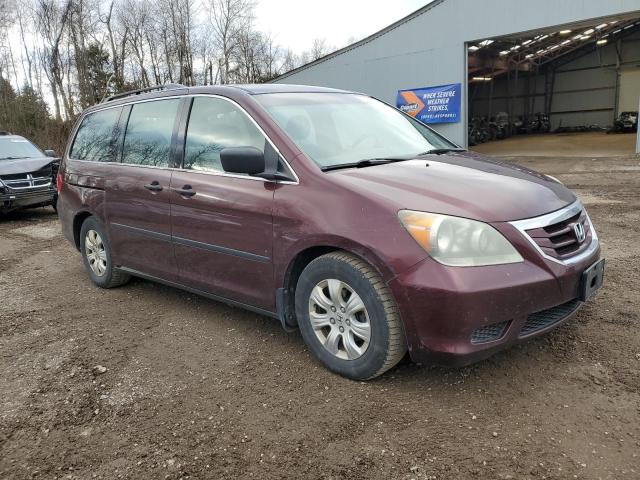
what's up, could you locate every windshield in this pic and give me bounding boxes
[0,137,43,160]
[254,92,458,169]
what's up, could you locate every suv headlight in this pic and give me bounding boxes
[398,210,523,267]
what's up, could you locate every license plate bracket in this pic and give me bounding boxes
[580,259,605,301]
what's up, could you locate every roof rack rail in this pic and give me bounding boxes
[0,131,12,135]
[103,84,186,103]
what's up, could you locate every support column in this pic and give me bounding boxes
[636,96,640,154]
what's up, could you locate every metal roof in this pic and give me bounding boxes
[468,17,640,82]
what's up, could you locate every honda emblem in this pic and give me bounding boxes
[573,223,586,243]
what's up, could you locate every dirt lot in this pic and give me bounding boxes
[473,131,636,157]
[1,152,639,480]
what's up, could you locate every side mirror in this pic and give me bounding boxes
[220,147,265,176]
[44,149,57,158]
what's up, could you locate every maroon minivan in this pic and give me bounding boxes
[57,84,604,380]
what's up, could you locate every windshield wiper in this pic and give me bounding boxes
[320,149,465,172]
[321,157,412,172]
[0,156,29,160]
[418,148,466,156]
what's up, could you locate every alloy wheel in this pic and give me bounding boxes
[84,229,107,277]
[308,278,371,360]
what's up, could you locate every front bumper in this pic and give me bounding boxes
[0,186,56,213]
[388,206,601,366]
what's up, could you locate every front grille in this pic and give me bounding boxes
[519,299,582,337]
[5,181,31,188]
[524,210,591,260]
[471,320,510,344]
[0,166,53,191]
[33,178,51,187]
[0,172,28,181]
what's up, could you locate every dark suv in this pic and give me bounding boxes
[0,132,59,214]
[57,84,604,380]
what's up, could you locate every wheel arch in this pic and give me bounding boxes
[277,240,395,330]
[72,210,94,250]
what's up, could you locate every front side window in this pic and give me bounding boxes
[122,99,180,167]
[254,93,457,169]
[184,97,266,172]
[70,107,122,162]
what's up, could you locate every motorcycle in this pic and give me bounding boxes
[610,111,638,133]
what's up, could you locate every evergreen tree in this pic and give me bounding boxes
[85,43,113,105]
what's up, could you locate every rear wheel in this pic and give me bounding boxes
[79,217,130,288]
[295,252,406,380]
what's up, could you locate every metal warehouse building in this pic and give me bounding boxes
[272,0,640,148]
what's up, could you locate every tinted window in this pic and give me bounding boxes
[70,107,122,162]
[122,99,180,167]
[184,97,265,172]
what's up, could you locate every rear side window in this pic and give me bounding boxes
[122,99,180,167]
[70,107,122,162]
[184,97,266,172]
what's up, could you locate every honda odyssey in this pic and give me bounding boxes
[57,84,604,380]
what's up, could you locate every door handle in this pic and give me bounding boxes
[144,181,163,192]
[173,185,196,197]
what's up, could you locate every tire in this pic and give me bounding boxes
[295,251,407,380]
[79,216,130,288]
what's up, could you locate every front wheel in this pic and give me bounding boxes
[295,252,407,380]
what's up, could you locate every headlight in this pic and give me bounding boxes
[398,210,523,267]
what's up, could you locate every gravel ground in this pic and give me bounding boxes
[1,154,639,480]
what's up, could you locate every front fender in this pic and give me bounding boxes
[275,234,397,291]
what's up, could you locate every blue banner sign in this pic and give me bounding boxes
[396,83,461,124]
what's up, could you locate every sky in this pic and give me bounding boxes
[254,0,432,54]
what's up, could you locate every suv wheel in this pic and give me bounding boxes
[295,251,406,380]
[80,217,130,288]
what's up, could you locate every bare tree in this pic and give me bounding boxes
[36,0,73,120]
[118,0,153,87]
[16,3,36,89]
[68,0,101,108]
[164,0,195,85]
[261,32,279,80]
[310,38,329,60]
[2,0,307,127]
[280,48,298,73]
[0,0,11,38]
[208,0,253,84]
[101,1,127,91]
[0,0,14,79]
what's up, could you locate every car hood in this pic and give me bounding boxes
[0,157,58,175]
[330,151,576,222]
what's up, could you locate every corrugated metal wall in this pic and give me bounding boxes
[619,68,640,111]
[273,0,640,146]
